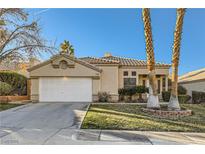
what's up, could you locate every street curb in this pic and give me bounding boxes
[0,103,32,113]
[91,102,168,105]
[78,129,205,134]
[78,103,91,129]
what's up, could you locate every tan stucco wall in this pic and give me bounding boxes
[98,65,119,95]
[180,81,205,96]
[92,79,101,95]
[30,78,39,101]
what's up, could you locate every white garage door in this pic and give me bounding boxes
[39,77,92,102]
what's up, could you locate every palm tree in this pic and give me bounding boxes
[168,8,186,111]
[60,40,74,56]
[142,8,160,109]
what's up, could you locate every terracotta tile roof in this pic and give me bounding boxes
[80,56,170,67]
[179,68,205,83]
[79,57,119,64]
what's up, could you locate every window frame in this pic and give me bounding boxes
[123,78,136,88]
[131,71,136,76]
[123,71,128,76]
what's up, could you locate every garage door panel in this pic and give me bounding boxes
[39,77,92,102]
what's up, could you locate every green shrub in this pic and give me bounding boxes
[178,95,191,104]
[125,87,136,96]
[135,85,149,94]
[162,91,191,103]
[118,88,126,96]
[192,91,205,103]
[162,85,188,102]
[118,86,148,102]
[162,91,171,102]
[0,71,27,95]
[178,85,187,95]
[98,92,111,102]
[118,88,126,101]
[0,81,13,95]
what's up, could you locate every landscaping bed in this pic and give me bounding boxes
[81,104,205,132]
[0,103,23,111]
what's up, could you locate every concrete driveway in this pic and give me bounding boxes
[0,102,89,144]
[1,102,205,145]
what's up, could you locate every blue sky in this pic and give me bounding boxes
[27,8,205,75]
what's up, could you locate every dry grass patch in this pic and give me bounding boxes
[81,104,205,132]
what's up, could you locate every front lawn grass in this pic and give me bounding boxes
[0,103,22,111]
[81,104,205,132]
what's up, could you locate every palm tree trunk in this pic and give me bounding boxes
[168,8,186,111]
[142,8,160,109]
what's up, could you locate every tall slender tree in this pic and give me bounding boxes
[168,8,186,111]
[142,8,160,109]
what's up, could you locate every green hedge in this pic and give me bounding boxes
[162,91,171,102]
[0,81,13,95]
[118,86,148,102]
[178,85,187,95]
[118,86,148,96]
[192,91,205,103]
[178,95,191,104]
[0,71,27,95]
[162,91,191,103]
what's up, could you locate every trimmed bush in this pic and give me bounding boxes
[98,92,111,102]
[192,91,205,103]
[178,95,191,104]
[0,71,27,95]
[135,85,149,94]
[118,88,126,101]
[162,91,171,102]
[162,91,191,103]
[178,85,187,95]
[118,86,148,102]
[0,81,13,96]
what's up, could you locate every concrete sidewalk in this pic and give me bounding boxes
[44,129,205,145]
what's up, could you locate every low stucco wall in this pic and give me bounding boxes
[0,96,29,103]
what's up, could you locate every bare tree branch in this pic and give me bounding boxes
[0,8,57,63]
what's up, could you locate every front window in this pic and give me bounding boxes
[123,71,128,76]
[132,71,136,76]
[124,78,136,88]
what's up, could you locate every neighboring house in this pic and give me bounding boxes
[28,53,170,102]
[179,68,205,96]
[0,58,40,77]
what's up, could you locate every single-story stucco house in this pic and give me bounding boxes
[179,68,205,96]
[28,53,171,102]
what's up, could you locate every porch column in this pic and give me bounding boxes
[136,74,139,86]
[146,78,149,87]
[160,76,163,93]
[165,75,168,91]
